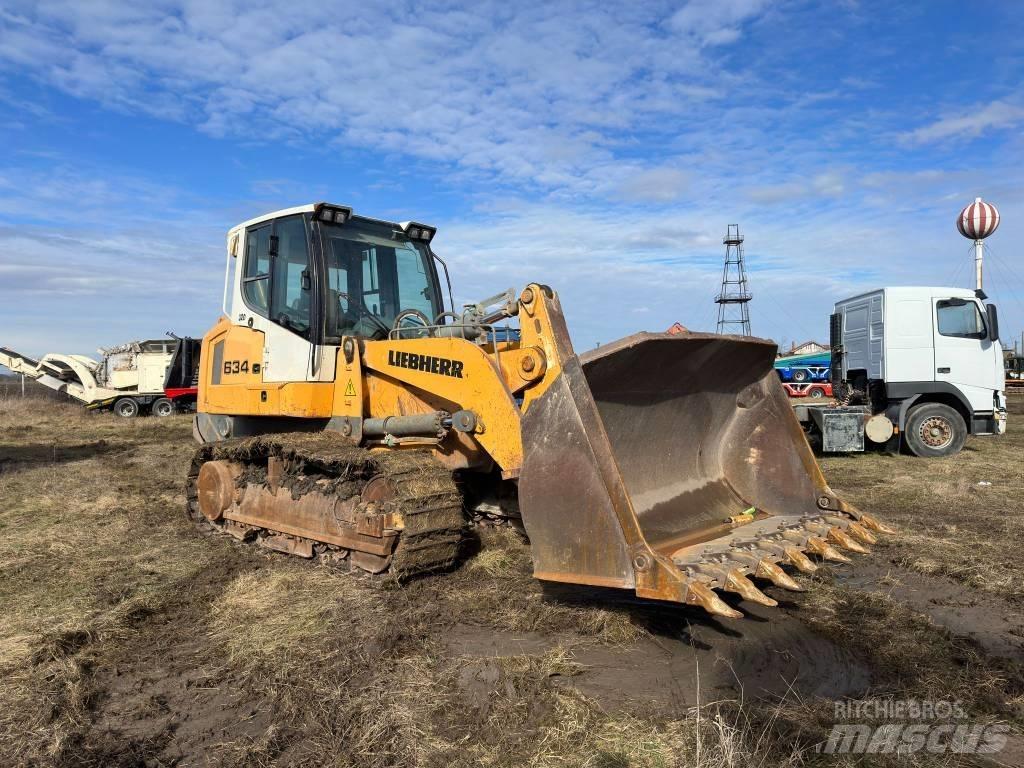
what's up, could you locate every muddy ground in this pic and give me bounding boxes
[0,395,1022,767]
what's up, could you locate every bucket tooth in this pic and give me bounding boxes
[823,515,879,545]
[805,536,852,563]
[761,538,818,573]
[827,526,870,554]
[845,521,878,545]
[781,528,812,547]
[685,581,744,619]
[784,545,818,573]
[802,520,831,537]
[723,569,778,607]
[752,558,805,591]
[725,548,803,594]
[859,513,897,534]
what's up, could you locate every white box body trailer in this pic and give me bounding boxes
[795,286,1006,457]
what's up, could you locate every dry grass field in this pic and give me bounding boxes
[0,395,1022,767]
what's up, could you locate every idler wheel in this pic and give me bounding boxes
[197,460,239,521]
[361,475,397,503]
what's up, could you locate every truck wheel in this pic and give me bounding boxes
[904,403,966,457]
[792,369,809,382]
[807,386,825,399]
[114,397,140,418]
[152,397,174,417]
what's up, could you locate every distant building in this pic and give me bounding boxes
[785,340,829,356]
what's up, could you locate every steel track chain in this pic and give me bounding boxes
[185,432,466,579]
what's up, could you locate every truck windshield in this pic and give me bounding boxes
[322,220,439,338]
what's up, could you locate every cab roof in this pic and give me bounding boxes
[837,286,981,304]
[226,203,423,238]
[228,203,317,236]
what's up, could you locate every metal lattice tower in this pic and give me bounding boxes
[714,224,752,335]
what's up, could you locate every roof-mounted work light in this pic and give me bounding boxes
[399,221,437,243]
[313,203,353,225]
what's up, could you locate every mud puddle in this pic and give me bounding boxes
[446,599,871,713]
[835,561,1024,662]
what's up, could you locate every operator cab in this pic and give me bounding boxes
[227,203,447,346]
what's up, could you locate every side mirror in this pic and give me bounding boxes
[986,304,999,342]
[301,269,311,291]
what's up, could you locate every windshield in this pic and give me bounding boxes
[322,219,440,338]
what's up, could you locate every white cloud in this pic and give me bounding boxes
[903,100,1024,145]
[0,1,773,194]
[746,181,807,204]
[744,171,846,204]
[616,167,691,203]
[3,161,1024,360]
[812,171,845,197]
[0,163,228,355]
[668,0,769,47]
[2,1,1024,358]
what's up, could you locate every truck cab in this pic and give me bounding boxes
[829,286,1006,456]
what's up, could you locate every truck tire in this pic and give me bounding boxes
[904,403,966,457]
[114,397,140,418]
[792,369,809,382]
[807,386,825,399]
[152,397,174,417]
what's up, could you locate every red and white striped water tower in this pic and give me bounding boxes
[957,197,1000,290]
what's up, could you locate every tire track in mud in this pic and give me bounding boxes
[50,442,277,767]
[83,560,273,767]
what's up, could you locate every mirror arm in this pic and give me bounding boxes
[431,249,454,318]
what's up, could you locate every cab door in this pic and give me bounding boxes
[932,295,995,411]
[238,214,334,384]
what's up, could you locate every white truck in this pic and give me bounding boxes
[794,286,1006,457]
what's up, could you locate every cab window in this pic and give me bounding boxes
[322,220,439,338]
[936,299,986,339]
[362,247,382,316]
[269,216,311,335]
[242,224,271,314]
[241,216,311,337]
[395,247,436,320]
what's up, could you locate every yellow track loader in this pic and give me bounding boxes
[188,202,892,619]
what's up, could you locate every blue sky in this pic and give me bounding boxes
[1,0,1023,360]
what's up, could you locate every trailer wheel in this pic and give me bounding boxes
[114,397,140,418]
[807,386,825,399]
[152,397,174,417]
[904,403,966,457]
[792,369,809,382]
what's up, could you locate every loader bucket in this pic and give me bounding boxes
[517,331,889,619]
